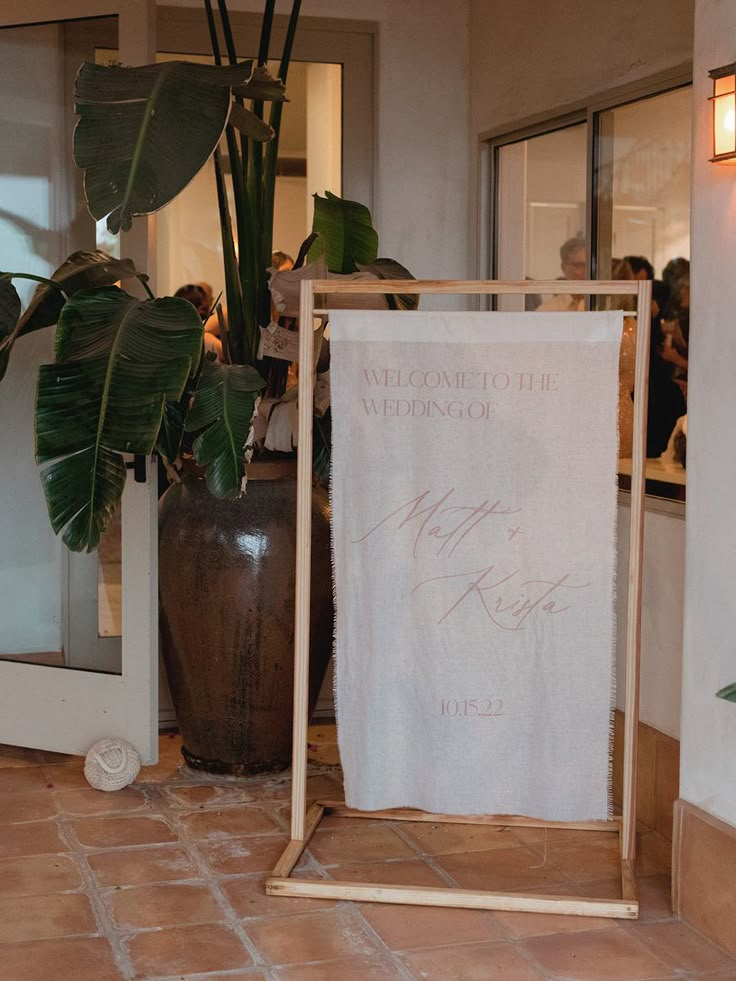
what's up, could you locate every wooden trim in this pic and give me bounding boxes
[266,875,638,918]
[321,803,619,832]
[671,797,684,912]
[673,799,736,957]
[276,278,644,919]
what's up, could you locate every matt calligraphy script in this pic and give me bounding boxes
[360,366,560,421]
[353,488,589,631]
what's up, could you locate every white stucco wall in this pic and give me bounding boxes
[470,0,694,136]
[616,504,685,739]
[163,0,472,295]
[679,0,736,828]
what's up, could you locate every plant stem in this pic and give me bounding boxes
[246,1,276,338]
[213,147,247,364]
[257,0,276,66]
[206,0,258,363]
[0,272,66,293]
[137,275,155,300]
[203,0,222,62]
[263,0,301,273]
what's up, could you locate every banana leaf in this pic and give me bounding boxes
[186,361,264,499]
[228,102,275,143]
[357,258,419,311]
[232,64,287,102]
[0,279,20,381]
[157,346,205,464]
[0,251,142,383]
[36,287,203,551]
[308,191,379,274]
[74,60,268,234]
[18,251,143,337]
[157,398,190,465]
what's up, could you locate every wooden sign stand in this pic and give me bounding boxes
[266,278,652,920]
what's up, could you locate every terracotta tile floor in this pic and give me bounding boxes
[0,728,734,981]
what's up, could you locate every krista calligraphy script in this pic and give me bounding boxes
[354,488,589,631]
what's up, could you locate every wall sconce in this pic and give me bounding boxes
[709,63,736,163]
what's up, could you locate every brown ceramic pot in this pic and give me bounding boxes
[158,461,333,775]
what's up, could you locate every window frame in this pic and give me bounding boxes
[478,65,692,505]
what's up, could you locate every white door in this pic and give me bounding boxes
[0,0,159,763]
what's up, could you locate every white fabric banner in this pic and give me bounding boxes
[329,311,623,821]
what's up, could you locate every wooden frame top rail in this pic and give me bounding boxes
[306,279,647,296]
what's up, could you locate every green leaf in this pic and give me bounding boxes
[17,251,142,337]
[0,278,21,340]
[74,60,255,233]
[228,101,274,142]
[157,351,202,464]
[357,258,419,311]
[157,399,190,464]
[36,287,203,551]
[0,278,21,381]
[186,361,264,499]
[309,191,379,274]
[313,408,331,486]
[716,682,736,703]
[0,252,140,384]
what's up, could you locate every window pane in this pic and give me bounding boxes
[0,17,125,669]
[596,86,691,491]
[496,123,587,311]
[151,53,342,298]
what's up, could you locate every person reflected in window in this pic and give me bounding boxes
[624,255,654,281]
[271,250,294,272]
[660,258,689,378]
[662,257,690,329]
[536,236,586,311]
[175,283,223,361]
[610,259,637,457]
[647,279,687,457]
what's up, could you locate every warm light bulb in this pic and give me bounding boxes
[726,107,736,132]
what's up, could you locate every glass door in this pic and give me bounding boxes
[495,122,588,310]
[0,2,158,761]
[595,86,691,478]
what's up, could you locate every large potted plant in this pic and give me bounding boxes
[0,0,413,775]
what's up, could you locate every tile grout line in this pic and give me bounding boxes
[56,812,139,980]
[157,791,275,975]
[306,818,555,979]
[388,820,623,980]
[84,765,300,979]
[295,835,420,981]
[7,743,730,981]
